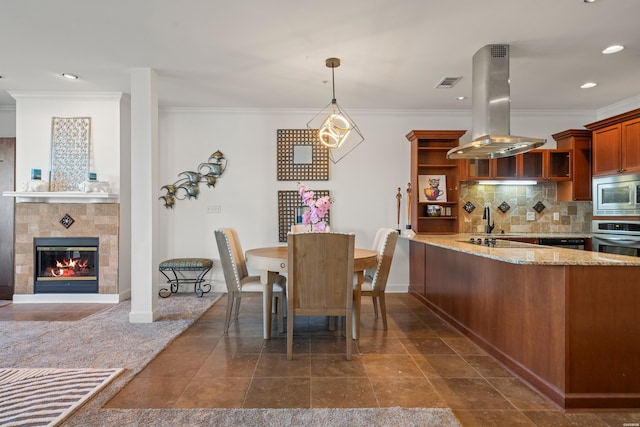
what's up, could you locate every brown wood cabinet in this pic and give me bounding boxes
[552,129,592,201]
[521,149,572,181]
[585,108,640,176]
[409,239,640,409]
[463,156,519,180]
[462,149,573,182]
[406,130,466,235]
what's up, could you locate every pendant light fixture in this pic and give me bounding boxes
[307,57,364,164]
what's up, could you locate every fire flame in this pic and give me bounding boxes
[46,257,91,278]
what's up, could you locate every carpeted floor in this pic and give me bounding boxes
[0,294,460,426]
[0,368,123,426]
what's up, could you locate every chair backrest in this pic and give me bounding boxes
[287,232,354,314]
[366,228,398,292]
[214,228,248,292]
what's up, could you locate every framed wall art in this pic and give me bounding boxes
[277,190,331,242]
[50,117,91,191]
[277,129,329,181]
[419,174,447,203]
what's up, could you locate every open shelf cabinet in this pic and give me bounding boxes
[406,130,466,234]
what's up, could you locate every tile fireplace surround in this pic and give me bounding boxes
[14,203,119,296]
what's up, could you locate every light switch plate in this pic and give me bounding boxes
[526,212,535,221]
[553,212,559,221]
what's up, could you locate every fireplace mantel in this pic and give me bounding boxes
[3,191,119,203]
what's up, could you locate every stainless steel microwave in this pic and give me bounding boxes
[593,174,640,217]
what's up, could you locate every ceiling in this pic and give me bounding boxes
[1,0,639,111]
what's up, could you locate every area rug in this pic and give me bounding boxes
[0,368,123,426]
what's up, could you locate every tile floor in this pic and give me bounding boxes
[3,295,638,426]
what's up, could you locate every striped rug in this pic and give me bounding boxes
[0,368,123,426]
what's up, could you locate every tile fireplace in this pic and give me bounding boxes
[13,202,120,297]
[33,237,99,293]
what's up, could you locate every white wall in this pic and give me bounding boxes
[157,107,596,291]
[1,96,603,292]
[10,92,123,193]
[0,107,16,137]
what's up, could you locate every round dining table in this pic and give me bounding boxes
[245,246,379,340]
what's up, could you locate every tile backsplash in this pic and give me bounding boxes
[459,182,592,234]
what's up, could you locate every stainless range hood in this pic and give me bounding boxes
[447,44,546,159]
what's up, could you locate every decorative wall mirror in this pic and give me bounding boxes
[50,117,91,191]
[277,129,329,181]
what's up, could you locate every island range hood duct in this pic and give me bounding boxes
[447,44,546,159]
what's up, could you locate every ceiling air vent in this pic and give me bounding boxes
[435,76,462,89]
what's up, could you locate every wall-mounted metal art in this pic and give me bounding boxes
[277,129,329,181]
[50,117,91,191]
[277,190,331,242]
[159,150,227,209]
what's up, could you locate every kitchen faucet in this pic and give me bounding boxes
[483,206,495,234]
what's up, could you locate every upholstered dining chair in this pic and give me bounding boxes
[359,228,398,330]
[215,228,286,335]
[287,232,355,360]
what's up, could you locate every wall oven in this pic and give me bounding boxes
[592,174,640,216]
[591,220,640,257]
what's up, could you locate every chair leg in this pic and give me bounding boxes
[233,295,241,320]
[224,293,235,333]
[287,310,294,360]
[379,293,388,330]
[372,296,379,318]
[277,292,284,334]
[345,309,352,361]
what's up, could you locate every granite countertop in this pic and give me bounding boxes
[405,233,640,266]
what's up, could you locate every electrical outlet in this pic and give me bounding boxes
[553,212,559,221]
[526,212,535,221]
[206,205,221,214]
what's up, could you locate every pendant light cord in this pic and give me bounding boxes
[331,65,337,103]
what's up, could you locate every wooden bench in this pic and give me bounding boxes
[158,258,213,298]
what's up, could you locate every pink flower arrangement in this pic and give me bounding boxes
[297,183,331,232]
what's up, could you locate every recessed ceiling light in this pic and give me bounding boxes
[581,82,598,89]
[61,73,79,80]
[456,96,466,101]
[602,45,624,54]
[584,0,596,3]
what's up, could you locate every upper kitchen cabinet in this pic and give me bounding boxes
[406,130,466,235]
[585,108,640,177]
[463,157,520,180]
[520,149,572,182]
[552,129,592,201]
[461,149,573,182]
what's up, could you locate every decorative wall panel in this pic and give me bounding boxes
[277,190,330,242]
[277,129,329,181]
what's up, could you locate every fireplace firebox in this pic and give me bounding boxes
[33,237,99,293]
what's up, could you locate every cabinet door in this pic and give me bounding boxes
[409,241,426,297]
[465,157,518,180]
[592,124,622,176]
[493,156,519,179]
[622,118,640,174]
[546,150,572,181]
[465,159,491,179]
[521,151,544,180]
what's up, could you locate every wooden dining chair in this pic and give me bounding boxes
[215,228,286,335]
[287,232,355,360]
[358,228,398,330]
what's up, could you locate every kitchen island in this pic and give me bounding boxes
[407,234,640,409]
